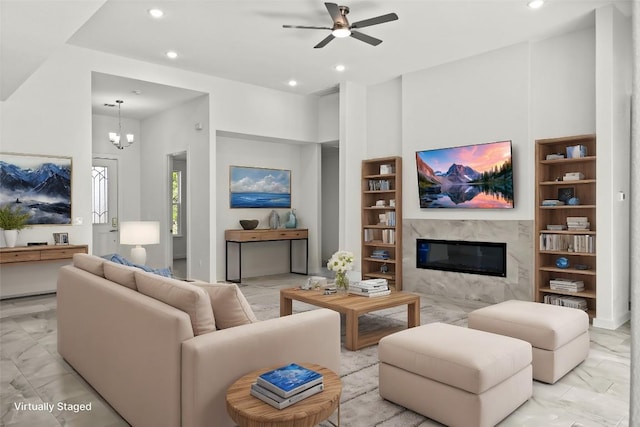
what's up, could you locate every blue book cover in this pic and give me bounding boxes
[256,363,323,398]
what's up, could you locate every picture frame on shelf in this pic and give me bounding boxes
[53,232,69,245]
[557,187,575,203]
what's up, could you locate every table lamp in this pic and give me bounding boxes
[119,221,160,265]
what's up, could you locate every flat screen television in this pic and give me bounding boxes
[415,140,514,209]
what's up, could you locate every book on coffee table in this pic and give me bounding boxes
[256,363,323,398]
[250,382,324,409]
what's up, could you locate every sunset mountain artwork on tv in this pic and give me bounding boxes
[415,140,514,209]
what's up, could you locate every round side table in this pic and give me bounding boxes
[226,363,341,427]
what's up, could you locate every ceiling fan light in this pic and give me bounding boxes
[332,28,351,38]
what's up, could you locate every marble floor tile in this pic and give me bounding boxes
[0,273,632,427]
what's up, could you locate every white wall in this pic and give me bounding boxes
[594,5,632,329]
[318,92,339,143]
[401,42,531,220]
[0,44,321,283]
[367,77,402,158]
[216,134,321,280]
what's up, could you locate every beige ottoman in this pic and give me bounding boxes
[378,323,532,427]
[468,300,590,384]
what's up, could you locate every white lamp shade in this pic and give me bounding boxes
[120,221,160,245]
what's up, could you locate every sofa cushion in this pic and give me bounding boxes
[135,272,216,335]
[196,283,258,329]
[103,262,139,291]
[73,253,105,277]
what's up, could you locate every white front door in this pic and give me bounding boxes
[91,157,119,256]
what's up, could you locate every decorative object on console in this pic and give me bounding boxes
[0,153,72,225]
[327,250,354,295]
[239,219,259,230]
[229,166,291,208]
[107,100,135,150]
[415,140,513,209]
[284,209,297,228]
[0,204,31,248]
[269,210,280,229]
[53,232,69,245]
[119,221,160,265]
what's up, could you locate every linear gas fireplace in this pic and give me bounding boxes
[416,239,506,277]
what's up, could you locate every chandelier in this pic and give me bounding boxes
[108,100,134,150]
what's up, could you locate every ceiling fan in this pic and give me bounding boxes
[283,2,398,48]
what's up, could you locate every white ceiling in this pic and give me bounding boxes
[1,0,631,119]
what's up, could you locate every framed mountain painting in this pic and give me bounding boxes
[0,152,72,224]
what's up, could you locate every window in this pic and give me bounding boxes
[172,170,182,235]
[91,166,108,224]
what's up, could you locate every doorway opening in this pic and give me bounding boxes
[169,151,188,278]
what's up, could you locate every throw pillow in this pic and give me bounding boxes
[196,283,258,329]
[135,271,216,335]
[102,253,172,277]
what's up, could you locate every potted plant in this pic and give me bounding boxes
[0,205,31,247]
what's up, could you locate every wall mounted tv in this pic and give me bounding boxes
[415,140,514,209]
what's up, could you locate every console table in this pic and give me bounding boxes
[225,229,308,283]
[0,244,88,299]
[0,244,88,264]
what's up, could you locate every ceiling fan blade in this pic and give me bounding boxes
[324,3,342,23]
[350,31,382,46]
[283,25,332,30]
[351,13,398,29]
[314,34,335,49]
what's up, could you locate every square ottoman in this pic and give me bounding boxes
[378,322,532,427]
[468,300,589,384]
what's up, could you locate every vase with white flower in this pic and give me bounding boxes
[327,250,354,294]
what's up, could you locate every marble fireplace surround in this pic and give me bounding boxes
[403,219,533,304]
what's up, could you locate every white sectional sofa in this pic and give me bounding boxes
[57,254,340,427]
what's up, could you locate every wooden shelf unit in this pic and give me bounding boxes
[361,157,402,291]
[534,134,596,318]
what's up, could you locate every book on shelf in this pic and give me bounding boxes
[370,250,390,260]
[542,199,565,206]
[382,229,395,244]
[368,179,390,191]
[549,279,584,292]
[250,382,324,410]
[256,363,323,398]
[547,224,567,231]
[543,294,588,311]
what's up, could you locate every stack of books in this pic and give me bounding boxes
[544,294,588,311]
[349,279,390,297]
[549,279,585,292]
[250,363,324,409]
[563,172,585,181]
[566,216,590,230]
[370,250,390,260]
[542,199,565,206]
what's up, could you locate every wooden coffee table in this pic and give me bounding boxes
[280,288,421,351]
[226,363,341,427]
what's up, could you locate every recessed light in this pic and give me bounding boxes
[527,0,544,9]
[166,51,178,59]
[148,8,164,18]
[132,89,142,95]
[288,80,298,87]
[335,64,346,72]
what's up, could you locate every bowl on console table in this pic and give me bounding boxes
[239,220,259,230]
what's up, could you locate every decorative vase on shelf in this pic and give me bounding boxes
[268,210,280,229]
[335,272,349,295]
[285,209,297,228]
[3,229,18,248]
